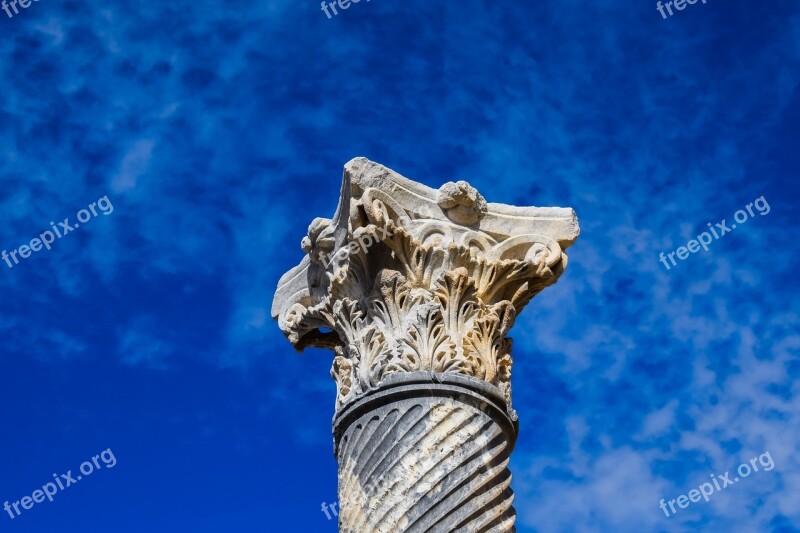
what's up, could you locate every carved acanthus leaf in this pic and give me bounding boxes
[272,158,579,413]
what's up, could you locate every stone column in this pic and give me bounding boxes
[272,158,579,532]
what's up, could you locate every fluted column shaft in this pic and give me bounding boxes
[272,158,578,533]
[334,373,517,533]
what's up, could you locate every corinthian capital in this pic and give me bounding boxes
[272,158,579,414]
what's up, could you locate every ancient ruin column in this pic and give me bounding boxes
[272,158,579,532]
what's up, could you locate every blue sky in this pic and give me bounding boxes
[0,0,798,531]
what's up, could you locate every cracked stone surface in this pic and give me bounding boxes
[272,158,579,532]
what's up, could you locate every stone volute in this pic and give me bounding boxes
[272,158,579,532]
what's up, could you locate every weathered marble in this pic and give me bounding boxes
[334,372,517,532]
[272,158,579,532]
